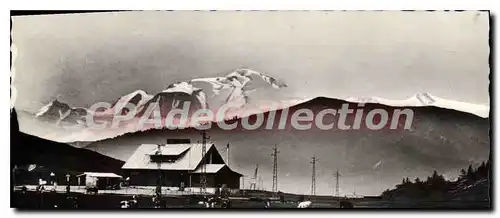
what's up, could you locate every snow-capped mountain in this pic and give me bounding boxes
[345,93,489,118]
[29,68,290,142]
[35,100,88,126]
[161,81,208,109]
[61,107,88,125]
[98,68,286,120]
[108,90,153,115]
[190,68,288,112]
[35,99,71,119]
[36,68,287,123]
[136,81,208,119]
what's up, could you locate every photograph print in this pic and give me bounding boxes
[10,11,491,209]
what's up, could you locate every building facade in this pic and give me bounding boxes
[121,139,242,190]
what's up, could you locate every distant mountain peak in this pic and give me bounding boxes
[34,99,89,127]
[345,93,488,118]
[415,92,433,97]
[51,99,62,104]
[35,99,71,117]
[226,68,288,89]
[189,68,288,111]
[112,89,152,103]
[127,89,149,96]
[411,92,437,105]
[109,89,154,114]
[162,81,202,95]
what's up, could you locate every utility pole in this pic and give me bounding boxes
[259,176,263,191]
[155,144,162,195]
[226,143,230,167]
[257,176,261,190]
[66,173,71,194]
[250,164,259,190]
[311,156,317,196]
[334,168,341,197]
[242,176,245,190]
[200,130,209,194]
[271,145,279,198]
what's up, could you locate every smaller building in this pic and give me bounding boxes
[76,172,122,190]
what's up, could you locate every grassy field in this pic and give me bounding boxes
[11,189,490,210]
[11,190,345,209]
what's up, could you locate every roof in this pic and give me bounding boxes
[191,164,243,176]
[122,143,215,170]
[77,172,122,178]
[191,164,225,173]
[147,143,191,156]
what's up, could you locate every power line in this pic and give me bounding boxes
[155,144,162,195]
[334,168,341,197]
[218,143,230,166]
[200,130,209,194]
[250,164,259,190]
[259,176,263,191]
[271,144,279,197]
[311,155,317,196]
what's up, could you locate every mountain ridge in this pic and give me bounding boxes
[81,95,489,195]
[346,92,489,118]
[33,68,288,128]
[22,94,489,145]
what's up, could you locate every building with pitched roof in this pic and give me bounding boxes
[76,172,123,189]
[121,139,242,191]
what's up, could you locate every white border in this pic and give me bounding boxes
[2,0,498,217]
[2,0,498,10]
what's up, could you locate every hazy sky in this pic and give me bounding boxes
[12,11,490,113]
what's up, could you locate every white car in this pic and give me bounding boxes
[297,201,312,208]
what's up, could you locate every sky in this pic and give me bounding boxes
[12,11,490,114]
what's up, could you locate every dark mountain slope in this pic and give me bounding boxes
[11,109,124,173]
[84,96,489,195]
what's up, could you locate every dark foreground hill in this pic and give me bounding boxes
[381,156,491,209]
[11,109,124,175]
